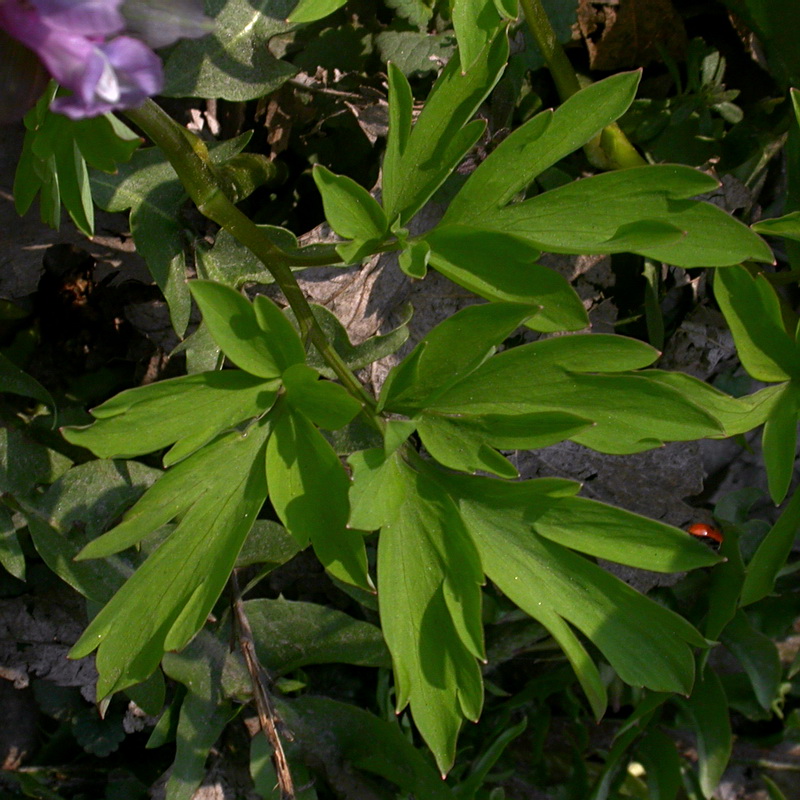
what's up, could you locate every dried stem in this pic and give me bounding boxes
[230,572,295,800]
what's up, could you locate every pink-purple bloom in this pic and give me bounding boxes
[0,0,212,119]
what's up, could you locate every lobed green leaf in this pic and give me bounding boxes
[443,71,642,223]
[425,226,589,332]
[69,423,270,697]
[190,281,305,378]
[382,33,508,225]
[379,301,537,413]
[62,370,278,465]
[714,265,799,382]
[474,165,773,267]
[266,403,370,588]
[312,164,387,242]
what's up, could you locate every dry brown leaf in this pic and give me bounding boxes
[577,0,687,70]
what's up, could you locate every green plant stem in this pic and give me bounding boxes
[123,101,379,420]
[520,0,646,170]
[519,0,580,101]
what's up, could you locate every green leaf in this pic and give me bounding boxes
[282,363,362,430]
[474,165,773,267]
[0,426,71,495]
[740,488,800,607]
[375,455,484,774]
[13,106,139,236]
[73,114,140,173]
[312,165,388,242]
[75,430,252,561]
[444,71,641,223]
[235,519,301,569]
[416,410,593,478]
[197,225,338,288]
[69,423,270,697]
[162,0,298,100]
[266,403,370,589]
[189,281,304,378]
[0,506,25,581]
[642,372,785,437]
[424,334,724,452]
[637,730,682,800]
[288,303,409,380]
[721,610,781,710]
[523,494,721,573]
[161,633,233,800]
[274,696,455,798]
[714,266,799,382]
[454,716,528,798]
[398,239,431,279]
[91,136,251,336]
[425,225,589,331]
[679,669,732,798]
[752,211,800,243]
[382,33,508,225]
[375,31,458,77]
[443,473,706,699]
[717,0,800,87]
[452,0,504,73]
[347,447,408,531]
[22,460,161,603]
[379,301,536,413]
[243,598,390,672]
[62,370,279,465]
[287,0,347,23]
[0,351,55,410]
[762,383,799,504]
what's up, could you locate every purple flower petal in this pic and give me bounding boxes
[121,0,213,49]
[30,0,125,36]
[51,36,163,119]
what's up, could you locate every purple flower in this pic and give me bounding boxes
[0,0,212,120]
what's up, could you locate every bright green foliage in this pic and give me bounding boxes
[752,210,800,243]
[442,72,642,223]
[266,400,370,589]
[349,447,716,772]
[62,370,279,465]
[287,0,348,23]
[281,363,362,429]
[425,226,588,331]
[69,423,270,697]
[382,33,509,225]
[351,449,484,774]
[19,0,797,786]
[714,266,800,503]
[13,86,140,236]
[451,0,507,73]
[455,165,772,267]
[311,165,388,254]
[190,281,305,378]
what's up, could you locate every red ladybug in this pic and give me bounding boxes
[687,522,724,545]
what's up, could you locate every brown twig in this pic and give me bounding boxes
[230,571,295,800]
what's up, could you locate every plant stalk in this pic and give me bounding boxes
[123,101,379,418]
[520,0,646,169]
[519,0,580,101]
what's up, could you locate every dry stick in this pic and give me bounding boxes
[230,571,295,800]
